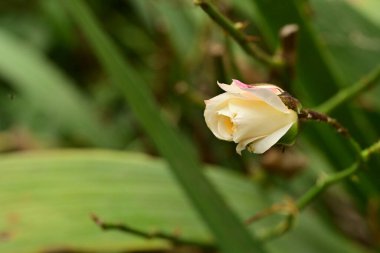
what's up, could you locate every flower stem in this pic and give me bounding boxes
[296,140,380,210]
[362,139,380,160]
[298,109,363,162]
[257,140,380,241]
[298,109,349,136]
[194,0,282,68]
[317,65,380,114]
[296,162,358,210]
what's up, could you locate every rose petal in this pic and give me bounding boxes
[217,81,242,94]
[216,116,233,140]
[204,93,236,141]
[228,99,295,143]
[248,122,295,154]
[225,80,288,112]
[243,87,289,113]
[204,80,298,155]
[235,136,263,155]
[232,80,284,95]
[231,79,250,89]
[253,84,284,95]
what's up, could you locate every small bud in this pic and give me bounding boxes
[204,80,299,154]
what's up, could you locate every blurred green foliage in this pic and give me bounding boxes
[0,0,379,252]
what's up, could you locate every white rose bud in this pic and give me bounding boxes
[204,80,298,154]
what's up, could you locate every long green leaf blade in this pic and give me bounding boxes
[61,1,266,252]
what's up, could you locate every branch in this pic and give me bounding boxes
[317,65,380,114]
[296,140,380,210]
[298,109,349,136]
[91,214,216,250]
[194,0,282,68]
[298,109,363,162]
[248,140,380,240]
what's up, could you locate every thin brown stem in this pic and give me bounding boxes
[91,214,216,250]
[298,109,348,136]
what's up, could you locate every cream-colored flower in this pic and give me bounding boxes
[204,80,298,154]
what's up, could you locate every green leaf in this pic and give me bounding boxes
[60,1,266,252]
[0,150,367,253]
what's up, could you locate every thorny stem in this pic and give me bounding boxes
[194,0,283,68]
[256,140,380,240]
[279,65,380,241]
[296,163,358,210]
[258,78,380,240]
[298,109,348,136]
[298,109,363,161]
[257,108,368,240]
[317,65,380,114]
[296,140,380,210]
[91,214,216,250]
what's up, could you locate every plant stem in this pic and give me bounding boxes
[317,65,380,114]
[91,214,216,250]
[194,0,282,68]
[298,109,363,161]
[298,109,348,136]
[257,140,380,241]
[362,139,380,160]
[296,140,380,210]
[296,163,358,210]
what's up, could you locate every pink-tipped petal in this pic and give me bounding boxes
[254,84,284,95]
[232,79,250,89]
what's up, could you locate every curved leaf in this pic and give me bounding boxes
[0,150,366,253]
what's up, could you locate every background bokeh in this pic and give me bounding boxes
[0,0,380,252]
